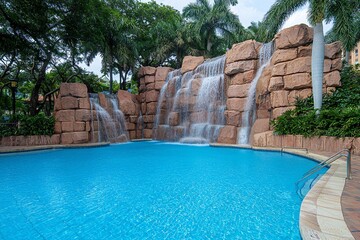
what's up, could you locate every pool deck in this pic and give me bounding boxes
[1,142,359,240]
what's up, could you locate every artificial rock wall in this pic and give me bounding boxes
[216,24,342,144]
[54,83,140,144]
[138,66,173,139]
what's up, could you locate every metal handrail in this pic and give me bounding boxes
[297,149,351,183]
[281,147,308,154]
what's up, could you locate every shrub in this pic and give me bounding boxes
[272,64,360,138]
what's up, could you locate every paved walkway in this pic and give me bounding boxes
[0,144,359,239]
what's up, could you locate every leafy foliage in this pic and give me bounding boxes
[0,112,54,137]
[272,65,360,137]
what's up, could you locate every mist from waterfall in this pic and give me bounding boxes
[237,42,274,145]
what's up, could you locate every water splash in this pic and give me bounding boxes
[153,56,226,143]
[89,93,129,143]
[237,42,274,144]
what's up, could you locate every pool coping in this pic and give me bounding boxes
[211,143,354,240]
[0,142,354,239]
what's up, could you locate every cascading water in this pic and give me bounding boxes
[153,56,226,143]
[237,42,274,145]
[89,93,129,143]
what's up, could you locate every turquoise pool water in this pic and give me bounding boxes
[0,142,325,239]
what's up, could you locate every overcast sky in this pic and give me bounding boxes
[83,0,332,77]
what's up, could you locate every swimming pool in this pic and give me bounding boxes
[0,141,325,239]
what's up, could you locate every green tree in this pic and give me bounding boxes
[182,0,242,57]
[263,0,359,113]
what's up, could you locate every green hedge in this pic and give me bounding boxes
[0,113,54,137]
[272,64,360,138]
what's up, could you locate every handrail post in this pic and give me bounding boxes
[346,149,351,180]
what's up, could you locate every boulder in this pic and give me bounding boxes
[271,48,298,65]
[288,89,312,105]
[270,90,289,108]
[145,75,155,84]
[227,84,251,98]
[226,40,259,64]
[226,98,247,112]
[74,122,86,132]
[225,60,257,75]
[272,106,295,119]
[243,70,256,83]
[324,71,341,87]
[331,58,342,71]
[230,73,245,85]
[155,81,166,90]
[79,98,90,109]
[61,96,78,110]
[155,67,172,81]
[217,126,237,144]
[61,122,74,132]
[146,102,157,115]
[268,77,284,92]
[285,57,311,75]
[181,56,204,74]
[169,112,180,126]
[143,66,156,75]
[225,110,241,126]
[61,132,88,144]
[75,109,92,122]
[297,45,312,57]
[146,90,159,102]
[274,24,313,49]
[55,110,75,122]
[251,118,270,134]
[283,73,312,90]
[59,83,88,98]
[325,41,342,59]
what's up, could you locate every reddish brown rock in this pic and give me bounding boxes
[286,57,311,75]
[326,87,336,94]
[75,109,92,121]
[54,122,62,134]
[272,62,287,76]
[145,75,155,84]
[323,59,332,73]
[283,73,311,90]
[79,98,90,109]
[243,70,256,83]
[62,122,74,132]
[61,96,79,109]
[288,89,312,105]
[274,24,313,49]
[143,66,156,75]
[169,112,180,126]
[325,41,342,59]
[59,83,88,98]
[143,129,153,139]
[230,73,245,85]
[257,109,270,119]
[146,102,157,115]
[226,98,247,112]
[272,106,295,119]
[268,77,284,92]
[226,40,259,64]
[297,45,312,57]
[225,110,241,126]
[51,134,60,145]
[191,78,202,95]
[217,126,237,144]
[74,122,85,132]
[256,67,272,96]
[146,90,159,102]
[331,58,342,71]
[155,67,172,81]
[181,56,204,74]
[126,123,136,131]
[225,60,257,75]
[252,131,270,147]
[270,90,289,108]
[271,48,298,65]
[227,84,250,98]
[146,83,155,91]
[155,81,166,90]
[55,110,75,122]
[352,138,360,156]
[54,97,61,111]
[252,118,270,134]
[324,71,341,87]
[98,93,109,110]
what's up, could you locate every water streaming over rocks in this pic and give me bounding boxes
[153,56,226,143]
[237,42,274,144]
[89,93,129,142]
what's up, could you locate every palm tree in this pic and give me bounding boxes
[182,0,242,56]
[262,0,357,113]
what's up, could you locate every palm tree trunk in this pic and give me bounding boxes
[109,65,113,94]
[311,22,325,114]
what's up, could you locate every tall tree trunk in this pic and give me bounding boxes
[311,23,325,114]
[109,65,113,94]
[29,54,51,116]
[206,34,212,53]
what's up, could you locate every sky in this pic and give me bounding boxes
[83,0,332,77]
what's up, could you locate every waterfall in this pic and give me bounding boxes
[237,42,274,144]
[89,93,129,143]
[136,111,144,139]
[153,55,226,143]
